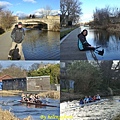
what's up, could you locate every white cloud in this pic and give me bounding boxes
[0,1,12,9]
[80,13,93,23]
[23,0,36,3]
[33,8,60,17]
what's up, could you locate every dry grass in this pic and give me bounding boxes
[38,91,60,99]
[0,90,23,96]
[0,108,32,120]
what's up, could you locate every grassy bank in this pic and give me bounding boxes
[0,90,60,99]
[60,26,79,40]
[0,108,31,120]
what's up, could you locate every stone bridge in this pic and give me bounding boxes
[18,16,60,30]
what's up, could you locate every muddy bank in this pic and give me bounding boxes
[0,108,31,120]
[60,96,120,120]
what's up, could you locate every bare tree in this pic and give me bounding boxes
[0,10,15,31]
[44,6,52,16]
[60,0,82,26]
[93,6,111,25]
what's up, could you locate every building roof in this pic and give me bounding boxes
[0,75,13,82]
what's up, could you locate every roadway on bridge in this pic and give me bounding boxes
[60,27,87,60]
[0,31,24,60]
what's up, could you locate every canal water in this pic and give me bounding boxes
[0,96,60,120]
[81,26,120,60]
[23,29,60,60]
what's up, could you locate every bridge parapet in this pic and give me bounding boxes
[17,16,60,31]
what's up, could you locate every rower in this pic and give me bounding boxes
[89,96,93,102]
[84,96,89,103]
[96,94,101,100]
[79,99,84,105]
[93,95,96,102]
[21,93,25,101]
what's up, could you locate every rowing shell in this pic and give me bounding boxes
[20,101,58,107]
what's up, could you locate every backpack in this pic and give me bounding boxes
[78,38,84,50]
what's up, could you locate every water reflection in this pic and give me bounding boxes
[0,96,60,120]
[22,29,60,60]
[83,27,120,60]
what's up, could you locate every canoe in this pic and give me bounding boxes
[20,101,58,107]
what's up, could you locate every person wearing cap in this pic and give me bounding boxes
[8,22,25,59]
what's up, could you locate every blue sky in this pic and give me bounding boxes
[80,0,120,22]
[0,61,60,70]
[0,0,60,16]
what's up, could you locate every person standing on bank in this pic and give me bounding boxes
[8,22,25,59]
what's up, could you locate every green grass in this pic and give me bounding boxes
[60,28,77,40]
[61,88,74,93]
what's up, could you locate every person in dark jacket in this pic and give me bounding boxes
[78,29,104,55]
[8,22,25,59]
[78,29,96,51]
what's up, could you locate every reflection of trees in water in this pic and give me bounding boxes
[94,30,120,50]
[94,30,110,47]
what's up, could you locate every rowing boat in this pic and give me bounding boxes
[65,99,108,110]
[19,101,58,107]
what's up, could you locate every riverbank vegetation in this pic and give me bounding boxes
[0,9,15,33]
[0,108,31,120]
[61,61,120,101]
[0,90,22,96]
[88,6,120,32]
[0,90,60,99]
[60,26,79,40]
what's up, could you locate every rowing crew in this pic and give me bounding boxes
[21,93,42,103]
[80,94,101,105]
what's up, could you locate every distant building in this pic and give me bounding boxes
[0,75,13,82]
[2,77,26,91]
[26,76,50,91]
[2,76,50,91]
[0,75,13,90]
